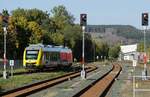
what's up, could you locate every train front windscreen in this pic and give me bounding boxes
[26,50,39,60]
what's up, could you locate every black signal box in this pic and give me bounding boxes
[2,16,9,27]
[80,14,87,26]
[142,13,148,26]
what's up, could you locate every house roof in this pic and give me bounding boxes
[120,44,137,54]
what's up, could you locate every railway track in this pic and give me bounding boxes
[0,66,97,97]
[73,64,122,97]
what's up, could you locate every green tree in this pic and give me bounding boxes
[11,15,30,58]
[51,5,75,31]
[84,33,94,62]
[7,16,18,59]
[137,42,144,52]
[51,32,64,45]
[63,25,81,48]
[28,21,43,44]
[108,45,120,60]
[0,9,18,59]
[94,41,109,60]
[42,32,53,45]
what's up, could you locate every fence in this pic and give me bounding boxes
[0,59,23,71]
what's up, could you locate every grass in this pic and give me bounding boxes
[0,71,68,93]
[0,68,27,75]
[0,63,82,93]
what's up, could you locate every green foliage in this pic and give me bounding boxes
[92,41,109,61]
[51,32,64,45]
[11,16,30,58]
[28,21,43,44]
[0,6,119,62]
[42,32,53,45]
[63,25,82,48]
[0,24,4,57]
[108,44,120,59]
[99,42,109,60]
[51,5,75,31]
[137,42,144,52]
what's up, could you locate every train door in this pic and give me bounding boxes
[43,52,50,66]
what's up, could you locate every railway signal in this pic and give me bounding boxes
[80,14,87,26]
[142,13,148,26]
[141,13,148,80]
[80,13,87,79]
[2,16,9,27]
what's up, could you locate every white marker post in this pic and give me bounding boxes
[10,60,14,77]
[132,59,137,72]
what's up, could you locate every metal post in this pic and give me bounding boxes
[133,76,135,97]
[81,26,86,79]
[3,27,7,79]
[93,41,95,62]
[82,26,85,70]
[143,26,147,79]
[11,66,13,77]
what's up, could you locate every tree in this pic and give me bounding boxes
[137,42,144,52]
[0,9,18,59]
[108,45,120,60]
[42,32,53,45]
[0,21,4,58]
[99,42,108,60]
[63,25,82,61]
[11,8,52,58]
[51,32,64,45]
[84,33,94,62]
[94,41,109,60]
[11,16,30,58]
[51,5,75,31]
[28,21,43,44]
[63,25,81,48]
[26,8,49,24]
[7,16,18,59]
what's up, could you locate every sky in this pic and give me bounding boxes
[0,0,150,29]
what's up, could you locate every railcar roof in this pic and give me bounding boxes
[43,46,71,52]
[26,44,71,52]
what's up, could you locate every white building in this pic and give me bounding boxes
[120,44,138,61]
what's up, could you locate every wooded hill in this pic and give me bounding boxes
[87,25,150,45]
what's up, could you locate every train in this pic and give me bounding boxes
[23,44,73,69]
